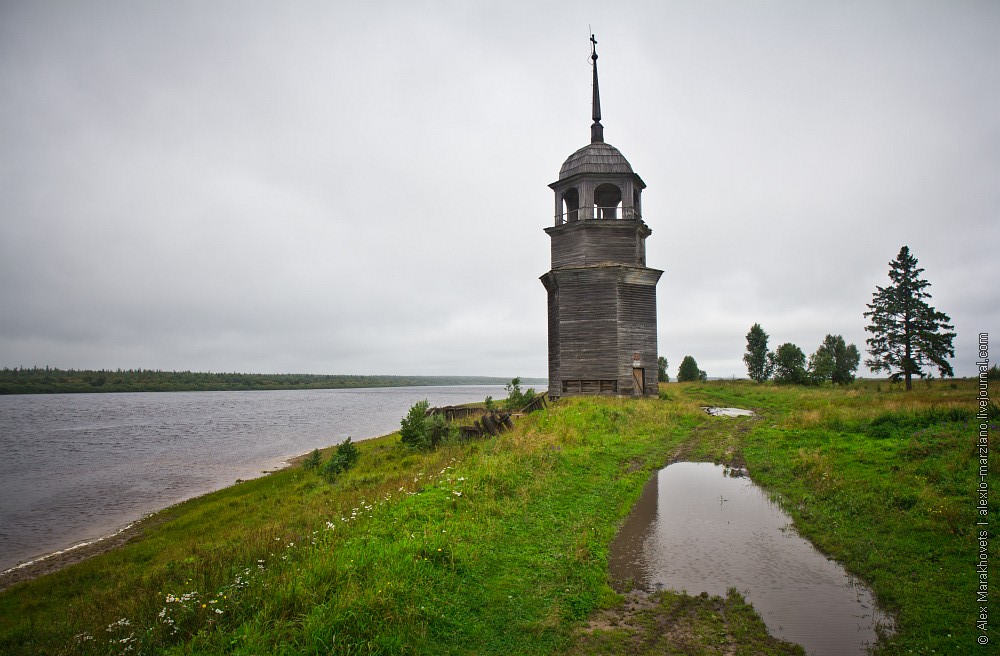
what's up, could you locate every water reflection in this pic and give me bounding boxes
[610,462,891,655]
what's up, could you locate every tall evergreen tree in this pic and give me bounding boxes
[677,356,702,382]
[743,323,773,382]
[864,246,955,390]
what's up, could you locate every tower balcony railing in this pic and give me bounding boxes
[558,206,642,222]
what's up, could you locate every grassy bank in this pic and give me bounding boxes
[0,380,992,654]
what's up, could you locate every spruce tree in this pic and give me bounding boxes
[677,356,702,382]
[864,246,955,390]
[743,323,772,382]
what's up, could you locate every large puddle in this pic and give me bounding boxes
[610,462,892,655]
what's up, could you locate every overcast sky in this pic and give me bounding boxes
[1,0,996,379]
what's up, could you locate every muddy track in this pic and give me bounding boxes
[571,415,780,655]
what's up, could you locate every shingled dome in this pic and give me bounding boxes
[558,141,635,181]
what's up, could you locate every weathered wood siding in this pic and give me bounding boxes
[544,278,560,391]
[617,280,660,396]
[542,264,661,398]
[555,269,619,380]
[545,221,649,269]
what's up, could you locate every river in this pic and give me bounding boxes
[0,385,506,572]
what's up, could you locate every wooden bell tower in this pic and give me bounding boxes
[541,35,662,399]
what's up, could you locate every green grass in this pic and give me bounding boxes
[675,379,995,654]
[0,380,992,654]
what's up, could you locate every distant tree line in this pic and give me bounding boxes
[0,368,542,395]
[743,326,861,386]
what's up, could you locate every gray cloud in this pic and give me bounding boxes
[1,1,996,378]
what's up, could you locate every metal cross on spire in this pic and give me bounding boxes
[590,33,603,143]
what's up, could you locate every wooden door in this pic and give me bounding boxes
[632,368,644,395]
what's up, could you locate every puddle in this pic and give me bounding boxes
[703,406,756,417]
[610,462,892,655]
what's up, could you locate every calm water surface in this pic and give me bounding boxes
[610,461,892,655]
[0,385,505,571]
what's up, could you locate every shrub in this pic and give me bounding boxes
[400,400,431,449]
[322,437,360,482]
[399,400,455,449]
[426,412,454,447]
[302,448,322,470]
[503,377,536,411]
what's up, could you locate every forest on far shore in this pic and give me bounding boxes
[0,368,541,395]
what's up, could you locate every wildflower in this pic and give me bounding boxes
[215,608,224,615]
[452,490,462,497]
[106,618,131,632]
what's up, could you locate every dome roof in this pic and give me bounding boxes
[558,141,635,180]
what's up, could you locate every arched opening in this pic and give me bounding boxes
[562,188,580,222]
[594,183,622,219]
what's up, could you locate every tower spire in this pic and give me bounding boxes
[590,33,603,143]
